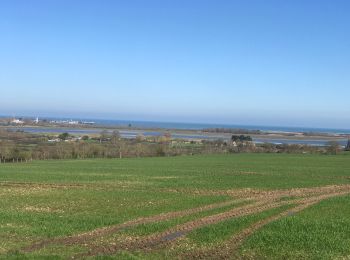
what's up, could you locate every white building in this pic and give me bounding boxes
[68,120,79,125]
[11,119,24,124]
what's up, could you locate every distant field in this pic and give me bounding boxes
[1,153,350,259]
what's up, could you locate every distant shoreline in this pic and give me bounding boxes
[1,115,350,135]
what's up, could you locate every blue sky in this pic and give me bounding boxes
[1,0,350,128]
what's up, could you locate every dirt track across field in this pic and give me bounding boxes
[182,190,350,259]
[18,184,350,258]
[21,198,248,253]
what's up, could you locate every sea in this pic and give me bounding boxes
[32,117,350,134]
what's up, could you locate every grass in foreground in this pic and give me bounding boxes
[0,153,349,258]
[241,194,350,260]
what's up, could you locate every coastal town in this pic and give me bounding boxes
[1,117,95,126]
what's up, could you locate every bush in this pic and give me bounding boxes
[58,132,69,141]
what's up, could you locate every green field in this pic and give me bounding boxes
[1,153,350,259]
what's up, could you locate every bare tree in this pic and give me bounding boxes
[326,141,341,155]
[111,130,120,145]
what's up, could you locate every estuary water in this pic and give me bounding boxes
[6,126,348,147]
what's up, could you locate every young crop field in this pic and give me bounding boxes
[0,153,350,259]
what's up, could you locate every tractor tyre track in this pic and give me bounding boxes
[77,189,350,258]
[182,190,350,259]
[21,198,247,253]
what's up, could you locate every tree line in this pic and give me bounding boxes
[0,129,347,163]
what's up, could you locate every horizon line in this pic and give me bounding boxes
[1,114,350,132]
